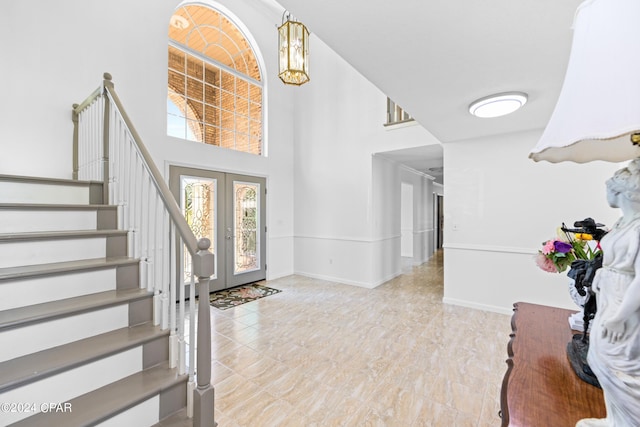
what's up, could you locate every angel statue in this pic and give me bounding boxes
[577,159,640,427]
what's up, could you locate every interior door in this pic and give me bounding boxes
[436,194,444,249]
[169,166,266,294]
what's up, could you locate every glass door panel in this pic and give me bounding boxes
[226,174,266,287]
[180,176,217,283]
[170,166,226,293]
[170,166,266,293]
[233,181,260,274]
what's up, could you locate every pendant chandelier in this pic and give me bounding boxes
[278,11,310,85]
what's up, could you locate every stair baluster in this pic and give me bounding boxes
[72,73,215,426]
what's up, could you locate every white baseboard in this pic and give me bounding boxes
[292,269,403,289]
[442,297,514,315]
[372,270,403,287]
[293,271,377,289]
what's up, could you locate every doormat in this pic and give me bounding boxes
[209,282,281,310]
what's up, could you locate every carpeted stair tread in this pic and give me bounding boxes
[10,362,187,427]
[0,256,137,281]
[0,288,151,331]
[0,322,168,393]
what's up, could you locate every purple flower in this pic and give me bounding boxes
[554,240,573,253]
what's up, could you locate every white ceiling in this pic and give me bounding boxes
[376,144,444,183]
[273,0,584,183]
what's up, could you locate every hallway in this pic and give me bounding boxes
[207,251,511,426]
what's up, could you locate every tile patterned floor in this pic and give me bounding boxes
[206,250,512,426]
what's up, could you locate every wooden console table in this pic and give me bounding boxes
[500,302,605,427]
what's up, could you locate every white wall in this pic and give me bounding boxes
[401,182,414,257]
[292,36,440,287]
[371,156,402,285]
[443,129,623,313]
[0,0,295,280]
[400,167,436,265]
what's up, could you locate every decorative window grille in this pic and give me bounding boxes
[168,5,263,155]
[180,177,217,283]
[233,182,259,274]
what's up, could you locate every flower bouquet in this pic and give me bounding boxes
[536,218,608,388]
[536,218,608,339]
[535,217,606,274]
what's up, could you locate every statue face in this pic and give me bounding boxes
[606,185,620,208]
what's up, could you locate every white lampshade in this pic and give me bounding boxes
[529,0,640,163]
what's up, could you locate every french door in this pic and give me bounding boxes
[169,166,266,293]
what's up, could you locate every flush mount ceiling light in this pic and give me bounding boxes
[469,92,528,118]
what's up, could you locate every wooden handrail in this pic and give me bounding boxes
[71,73,215,426]
[72,87,103,116]
[100,73,201,257]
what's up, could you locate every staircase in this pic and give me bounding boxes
[0,175,189,426]
[0,73,215,426]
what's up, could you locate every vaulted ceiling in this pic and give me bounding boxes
[272,0,584,183]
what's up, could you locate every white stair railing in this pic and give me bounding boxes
[72,73,215,426]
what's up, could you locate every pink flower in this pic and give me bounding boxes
[541,240,556,255]
[535,253,557,273]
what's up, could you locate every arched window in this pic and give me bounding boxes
[167,4,264,155]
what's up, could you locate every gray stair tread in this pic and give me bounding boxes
[0,229,127,242]
[0,174,99,186]
[11,363,187,427]
[0,256,137,281]
[0,203,115,210]
[0,288,151,331]
[0,322,168,393]
[153,409,194,427]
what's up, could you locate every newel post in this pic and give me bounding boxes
[101,72,113,204]
[192,238,216,427]
[72,104,80,180]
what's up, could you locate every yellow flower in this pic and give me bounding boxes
[556,227,572,242]
[575,233,593,241]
